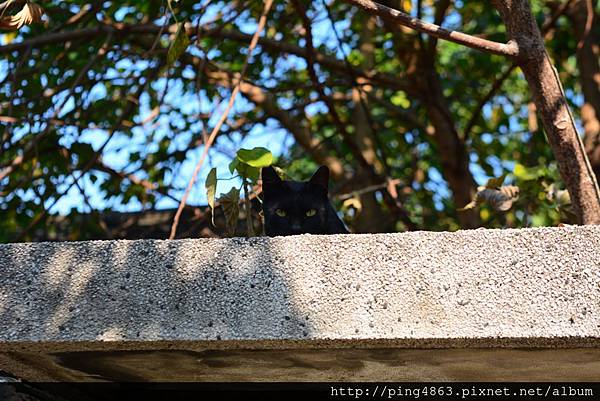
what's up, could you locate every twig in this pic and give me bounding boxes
[577,0,593,50]
[336,179,402,200]
[168,0,274,239]
[463,64,515,139]
[242,178,254,236]
[291,0,373,175]
[1,43,31,149]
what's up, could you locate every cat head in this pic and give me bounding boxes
[261,166,331,236]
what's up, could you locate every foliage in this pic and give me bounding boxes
[206,147,273,236]
[0,0,598,241]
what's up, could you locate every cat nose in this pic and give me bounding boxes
[291,222,302,233]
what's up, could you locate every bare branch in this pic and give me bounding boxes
[342,0,519,57]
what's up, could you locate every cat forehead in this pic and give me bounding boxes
[283,180,307,192]
[266,184,324,207]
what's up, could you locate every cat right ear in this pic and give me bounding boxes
[261,166,283,193]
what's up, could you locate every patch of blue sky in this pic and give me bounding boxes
[0,60,9,83]
[470,152,515,185]
[114,6,136,22]
[51,84,292,215]
[423,167,450,211]
[305,100,329,116]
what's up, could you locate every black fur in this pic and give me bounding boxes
[261,166,349,236]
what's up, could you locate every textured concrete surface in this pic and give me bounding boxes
[1,226,599,381]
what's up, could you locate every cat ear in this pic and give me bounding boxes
[261,166,283,192]
[309,166,329,193]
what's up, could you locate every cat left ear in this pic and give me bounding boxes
[261,166,283,193]
[309,166,329,193]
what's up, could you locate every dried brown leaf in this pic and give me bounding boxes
[219,187,240,237]
[459,185,519,212]
[0,2,44,30]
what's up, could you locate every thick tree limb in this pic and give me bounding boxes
[345,0,480,228]
[342,0,519,57]
[492,0,600,224]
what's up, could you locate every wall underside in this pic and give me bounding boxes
[1,226,599,381]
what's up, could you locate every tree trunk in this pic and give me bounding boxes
[378,0,480,229]
[492,0,600,224]
[419,65,480,228]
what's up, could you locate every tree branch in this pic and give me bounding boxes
[342,0,519,57]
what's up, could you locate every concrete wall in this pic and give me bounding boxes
[1,226,599,381]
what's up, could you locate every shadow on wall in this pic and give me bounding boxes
[0,237,313,378]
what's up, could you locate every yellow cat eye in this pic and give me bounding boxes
[275,209,287,217]
[305,209,317,217]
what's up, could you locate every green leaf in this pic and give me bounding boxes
[166,22,189,70]
[236,147,273,168]
[219,187,240,237]
[513,163,538,181]
[205,167,217,226]
[236,162,260,183]
[228,158,239,174]
[390,91,410,108]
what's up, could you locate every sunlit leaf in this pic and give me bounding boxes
[205,167,217,226]
[513,163,539,181]
[0,2,44,30]
[390,91,410,108]
[236,147,273,168]
[235,162,260,183]
[342,196,362,213]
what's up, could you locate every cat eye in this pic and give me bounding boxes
[305,209,317,217]
[275,208,287,217]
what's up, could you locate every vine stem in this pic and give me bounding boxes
[242,178,254,237]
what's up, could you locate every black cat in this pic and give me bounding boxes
[261,166,349,236]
